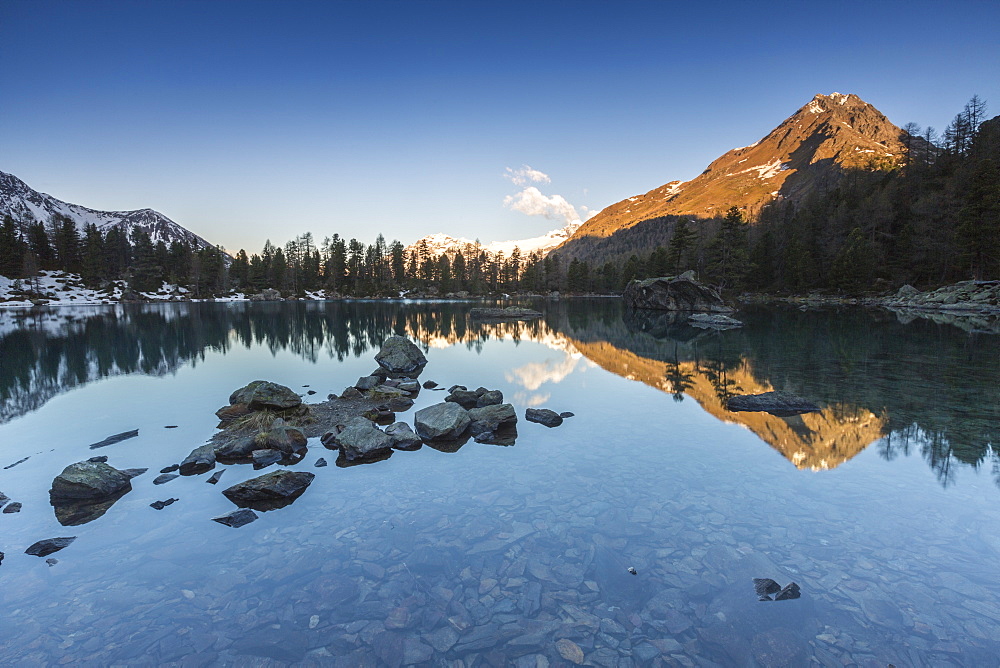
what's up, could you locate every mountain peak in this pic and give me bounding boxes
[555,93,915,265]
[0,169,218,252]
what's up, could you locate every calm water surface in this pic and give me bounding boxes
[0,300,998,667]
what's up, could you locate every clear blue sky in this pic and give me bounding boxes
[2,0,998,254]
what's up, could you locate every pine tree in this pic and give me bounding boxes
[52,216,81,272]
[0,215,25,278]
[666,218,695,275]
[957,157,1000,279]
[80,224,105,287]
[707,206,752,290]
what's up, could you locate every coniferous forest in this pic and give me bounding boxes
[2,98,997,299]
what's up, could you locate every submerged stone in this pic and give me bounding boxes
[212,508,258,528]
[25,537,76,557]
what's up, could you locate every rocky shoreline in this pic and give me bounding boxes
[742,280,1000,315]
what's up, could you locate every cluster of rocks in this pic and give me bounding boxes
[1,490,21,514]
[886,281,1000,313]
[215,380,309,428]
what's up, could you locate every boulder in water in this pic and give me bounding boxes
[623,273,733,312]
[179,444,216,476]
[222,470,315,511]
[374,336,427,375]
[525,408,563,428]
[49,461,132,503]
[228,381,302,412]
[414,402,471,441]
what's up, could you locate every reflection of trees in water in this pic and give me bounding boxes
[0,301,550,424]
[544,298,1000,487]
[4,299,997,487]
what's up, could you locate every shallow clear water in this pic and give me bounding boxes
[1,300,998,666]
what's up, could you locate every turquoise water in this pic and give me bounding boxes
[0,300,998,666]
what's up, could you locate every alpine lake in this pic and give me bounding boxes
[1,298,999,667]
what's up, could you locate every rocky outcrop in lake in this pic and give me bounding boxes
[623,272,734,313]
[374,336,427,375]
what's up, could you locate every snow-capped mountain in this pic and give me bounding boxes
[407,220,582,259]
[0,170,218,251]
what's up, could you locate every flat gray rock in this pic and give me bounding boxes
[25,537,76,557]
[222,470,315,511]
[414,402,471,441]
[50,461,132,502]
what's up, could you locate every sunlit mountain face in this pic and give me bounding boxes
[3,299,997,489]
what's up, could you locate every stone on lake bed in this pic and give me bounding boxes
[414,402,471,441]
[153,473,179,485]
[206,470,224,484]
[555,638,585,664]
[25,537,76,557]
[3,502,22,513]
[212,508,258,528]
[150,498,178,510]
[753,578,782,597]
[314,457,327,467]
[726,391,820,416]
[774,582,801,601]
[525,408,563,428]
[222,470,315,511]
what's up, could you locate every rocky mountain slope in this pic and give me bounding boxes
[0,170,217,251]
[555,93,920,264]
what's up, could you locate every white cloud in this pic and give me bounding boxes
[504,186,584,225]
[504,165,551,186]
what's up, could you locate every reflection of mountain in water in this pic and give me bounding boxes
[3,299,998,488]
[574,339,885,470]
[540,300,1000,486]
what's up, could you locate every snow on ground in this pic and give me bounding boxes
[0,271,197,308]
[727,158,790,180]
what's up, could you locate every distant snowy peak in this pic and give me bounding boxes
[0,170,218,251]
[486,220,582,257]
[406,221,582,259]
